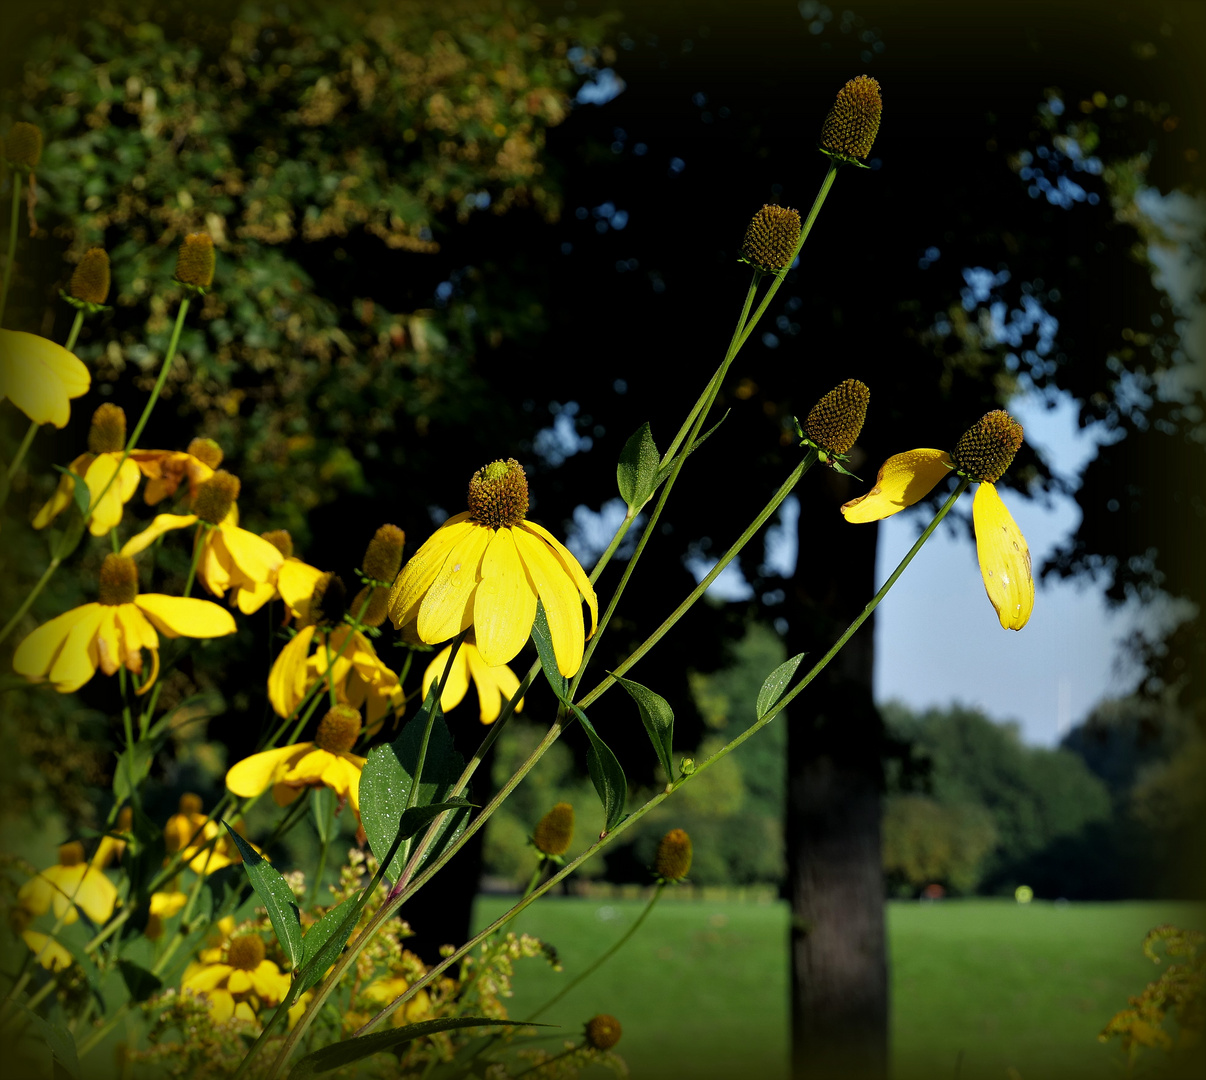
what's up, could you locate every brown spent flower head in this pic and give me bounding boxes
[58,841,86,867]
[179,792,204,815]
[804,379,870,456]
[467,458,529,529]
[951,410,1024,483]
[307,572,347,627]
[351,584,390,628]
[585,1014,623,1051]
[741,204,801,271]
[819,75,882,162]
[88,403,127,455]
[362,524,406,582]
[6,122,43,170]
[533,802,575,857]
[261,529,294,559]
[187,437,224,470]
[70,248,111,305]
[226,934,267,972]
[175,233,215,289]
[98,554,139,606]
[193,470,241,525]
[314,704,362,753]
[654,828,693,882]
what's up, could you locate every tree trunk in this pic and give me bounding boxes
[786,471,888,1080]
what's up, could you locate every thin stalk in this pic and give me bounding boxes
[0,176,21,324]
[0,556,60,646]
[182,523,206,597]
[0,417,39,510]
[457,857,546,1005]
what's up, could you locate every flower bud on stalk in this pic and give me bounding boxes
[654,828,693,883]
[819,75,882,166]
[585,1014,623,1051]
[175,232,215,291]
[533,802,575,857]
[188,437,224,469]
[69,248,111,306]
[740,204,801,272]
[193,470,240,525]
[88,403,126,454]
[5,122,43,170]
[951,409,1024,483]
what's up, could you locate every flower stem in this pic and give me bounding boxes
[182,523,205,598]
[0,416,39,510]
[0,556,60,647]
[0,176,22,326]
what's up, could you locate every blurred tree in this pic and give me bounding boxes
[881,794,997,896]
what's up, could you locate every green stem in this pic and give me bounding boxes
[309,793,334,908]
[63,309,85,352]
[0,417,39,510]
[0,175,22,326]
[182,523,206,598]
[0,556,60,647]
[457,857,546,1005]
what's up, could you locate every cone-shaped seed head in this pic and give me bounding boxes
[308,572,347,627]
[6,122,43,169]
[70,248,111,305]
[820,75,882,161]
[194,470,241,524]
[467,459,529,529]
[363,524,406,582]
[741,205,801,271]
[314,704,362,753]
[188,437,224,469]
[805,379,870,456]
[227,934,267,972]
[179,792,204,815]
[585,1015,622,1051]
[261,529,294,559]
[655,828,693,882]
[115,806,133,831]
[88,403,127,454]
[533,802,575,857]
[951,409,1024,483]
[351,584,390,628]
[175,233,215,289]
[98,554,139,606]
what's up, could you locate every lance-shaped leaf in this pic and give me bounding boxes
[530,601,570,703]
[570,705,627,832]
[756,652,806,720]
[611,672,674,780]
[654,411,728,490]
[617,422,660,511]
[224,825,303,970]
[294,896,358,995]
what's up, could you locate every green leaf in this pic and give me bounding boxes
[616,422,659,510]
[13,1006,80,1080]
[295,896,358,995]
[223,824,303,970]
[570,705,627,832]
[396,798,475,841]
[359,696,469,885]
[289,1018,543,1079]
[311,786,336,844]
[756,652,806,720]
[529,601,569,703]
[51,464,91,517]
[117,959,163,1003]
[611,673,675,781]
[111,741,153,810]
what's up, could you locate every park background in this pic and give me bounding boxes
[1,0,1204,1077]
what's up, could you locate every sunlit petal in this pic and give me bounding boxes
[512,527,584,677]
[521,520,598,638]
[415,524,490,644]
[278,559,325,618]
[21,931,74,972]
[13,603,101,682]
[840,449,952,523]
[421,643,471,712]
[973,482,1034,631]
[466,644,523,724]
[47,604,107,692]
[268,626,316,717]
[281,747,333,785]
[95,608,123,676]
[226,744,311,798]
[473,527,537,666]
[120,513,199,557]
[134,594,238,639]
[0,330,91,428]
[237,580,276,614]
[83,455,141,536]
[387,513,474,629]
[31,453,92,530]
[217,523,285,584]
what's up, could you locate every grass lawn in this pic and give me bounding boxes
[471,895,1205,1080]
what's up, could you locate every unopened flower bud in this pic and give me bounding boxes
[819,75,882,164]
[314,704,362,753]
[175,233,215,289]
[351,584,389,628]
[58,841,86,866]
[178,792,204,815]
[533,802,575,857]
[804,379,870,457]
[307,572,347,627]
[98,554,139,605]
[468,459,528,528]
[261,529,294,559]
[741,205,801,271]
[585,1014,622,1051]
[951,410,1023,483]
[654,828,693,882]
[362,524,406,582]
[187,437,224,469]
[6,122,43,170]
[70,248,111,305]
[193,470,240,524]
[88,403,127,454]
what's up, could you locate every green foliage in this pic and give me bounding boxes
[881,794,997,895]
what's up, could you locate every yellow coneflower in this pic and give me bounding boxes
[421,639,525,724]
[0,329,91,428]
[181,932,291,1026]
[16,841,118,926]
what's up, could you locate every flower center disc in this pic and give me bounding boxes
[466,458,529,529]
[227,934,266,972]
[314,705,362,753]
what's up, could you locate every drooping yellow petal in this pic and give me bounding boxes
[22,931,74,971]
[47,604,107,692]
[13,603,101,682]
[268,625,317,717]
[199,530,232,596]
[0,330,91,428]
[227,968,254,994]
[840,449,952,523]
[216,523,285,585]
[421,643,471,712]
[94,607,123,676]
[226,744,311,798]
[277,559,325,618]
[387,513,474,629]
[83,454,141,536]
[115,603,159,656]
[250,960,291,1002]
[134,594,238,639]
[120,513,199,556]
[326,754,366,811]
[68,866,119,924]
[466,644,523,724]
[281,748,336,786]
[973,482,1034,631]
[415,523,490,644]
[520,520,598,638]
[236,580,276,614]
[183,963,234,995]
[511,526,585,677]
[31,453,93,530]
[473,527,538,666]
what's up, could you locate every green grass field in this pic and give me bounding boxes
[471,895,1206,1080]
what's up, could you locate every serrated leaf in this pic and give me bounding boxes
[756,652,806,720]
[117,959,163,1003]
[223,825,303,970]
[616,422,659,510]
[289,1018,543,1079]
[359,695,469,885]
[570,705,627,832]
[611,673,674,781]
[529,601,569,703]
[295,896,358,995]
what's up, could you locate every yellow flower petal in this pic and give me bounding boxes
[199,530,232,596]
[472,527,538,666]
[520,520,598,638]
[31,453,92,530]
[0,330,91,428]
[840,449,952,523]
[278,559,325,618]
[70,866,119,924]
[94,607,123,676]
[13,603,101,683]
[282,747,334,786]
[236,580,276,615]
[216,523,285,585]
[512,526,585,677]
[973,482,1034,631]
[226,969,254,994]
[120,513,199,557]
[226,744,311,798]
[466,645,523,724]
[251,960,290,1002]
[387,513,475,629]
[48,604,107,692]
[327,754,365,812]
[22,931,74,972]
[415,523,490,644]
[269,625,317,717]
[183,964,234,994]
[115,603,160,655]
[422,644,471,712]
[134,594,238,639]
[83,454,141,536]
